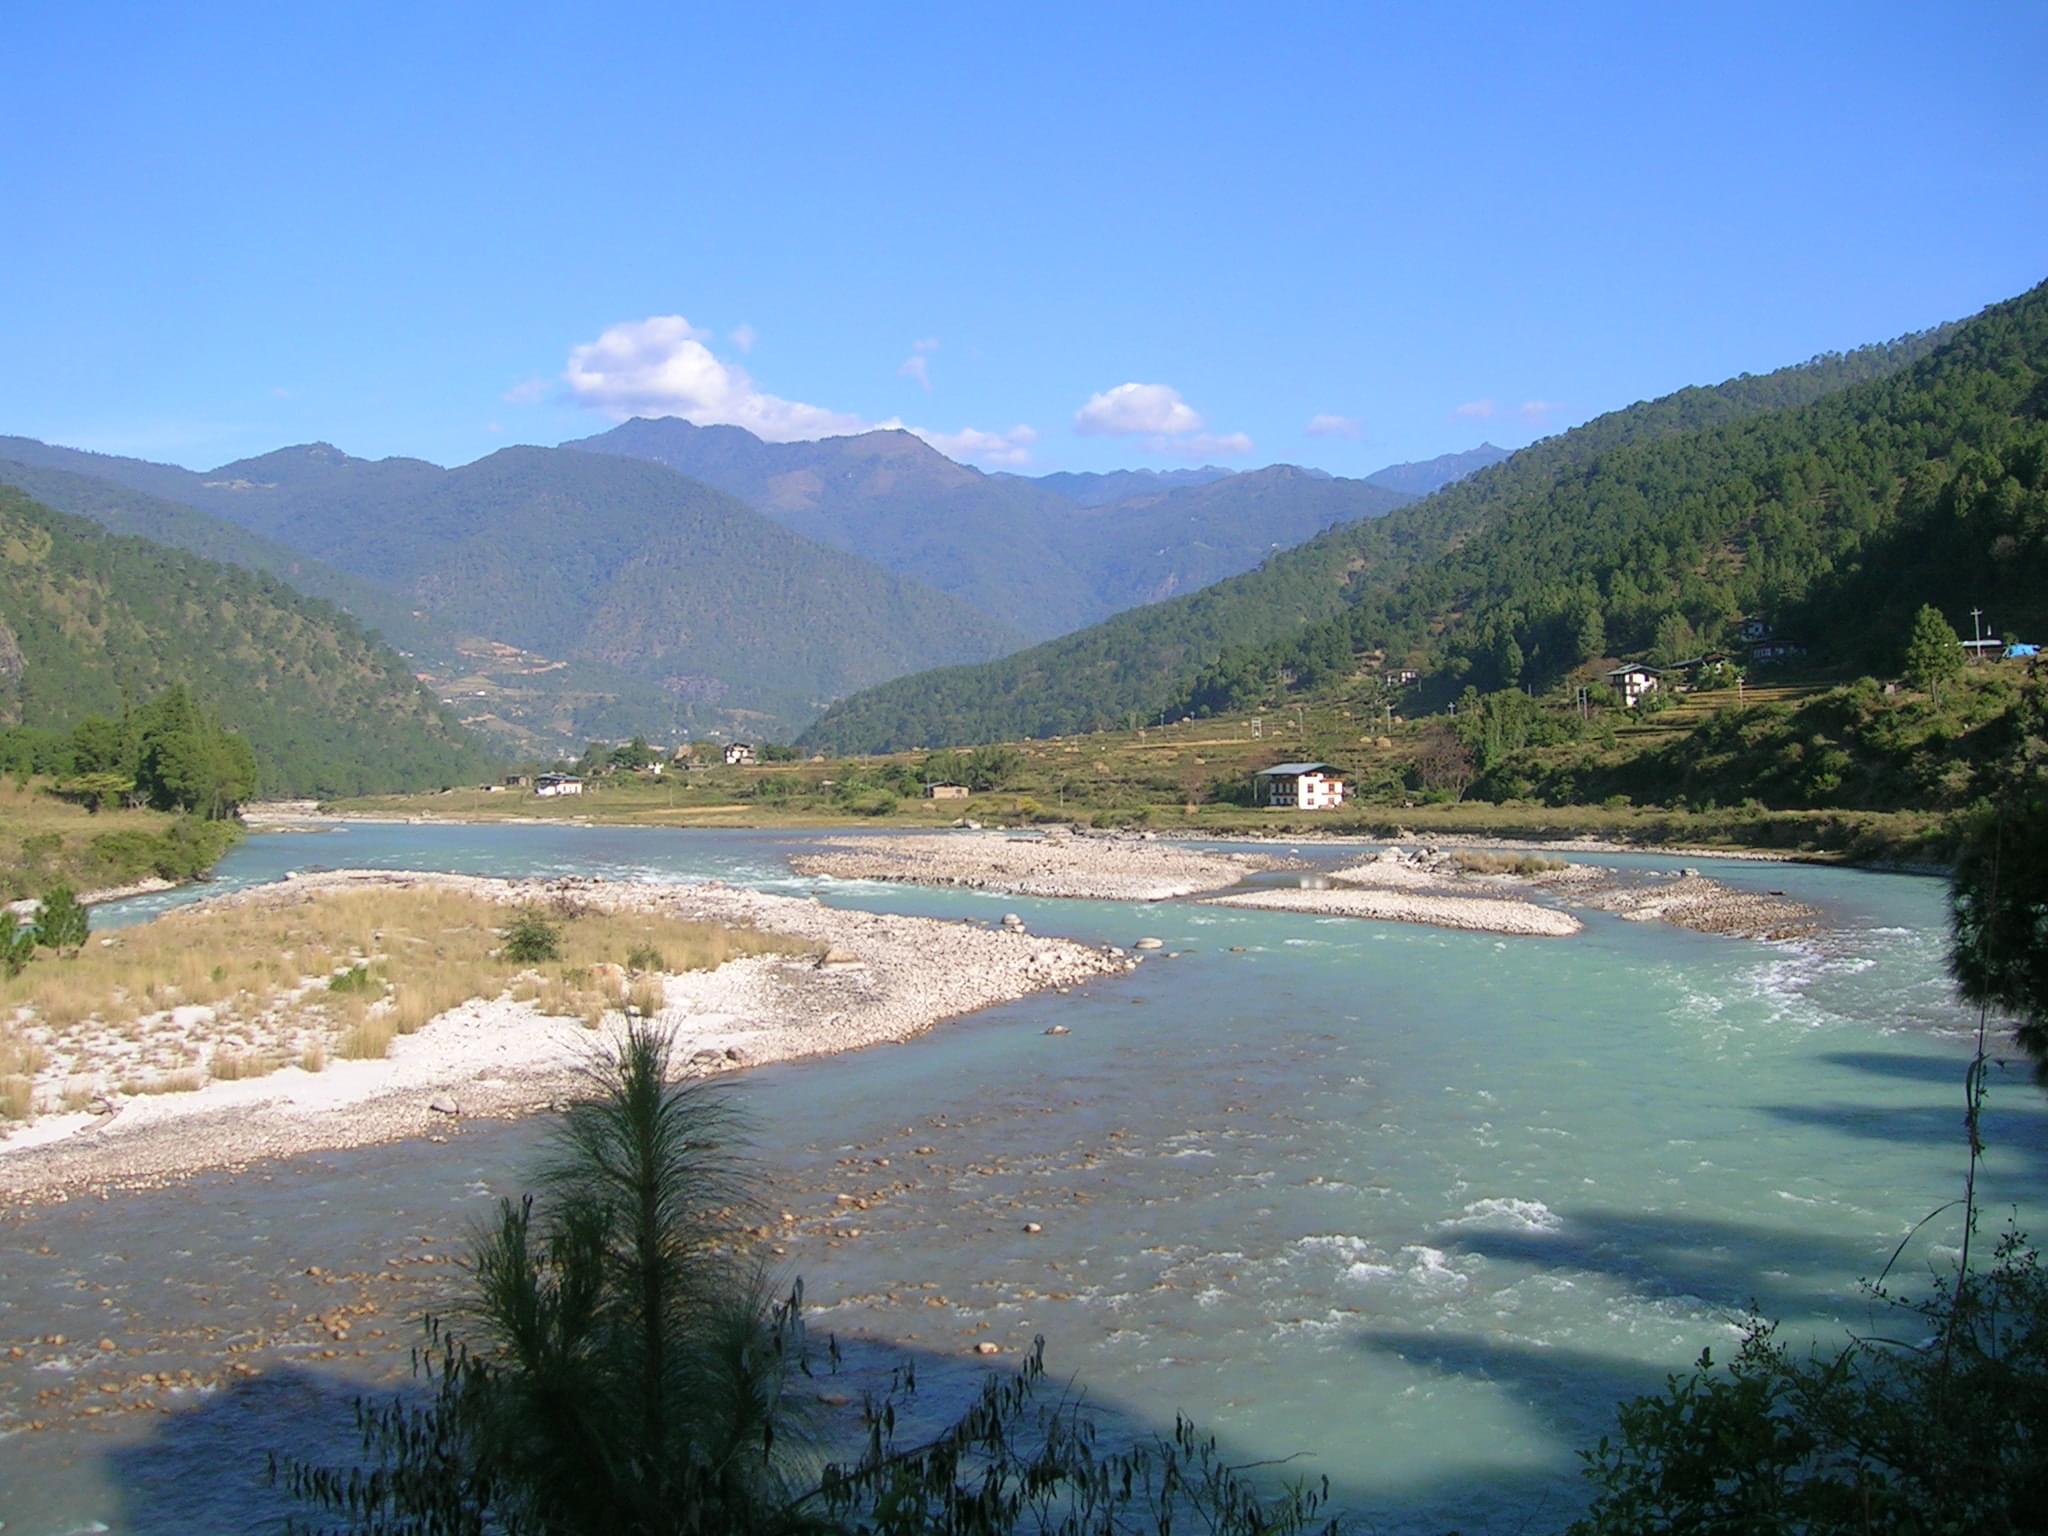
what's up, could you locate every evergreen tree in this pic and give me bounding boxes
[1903,604,1963,700]
[34,885,88,955]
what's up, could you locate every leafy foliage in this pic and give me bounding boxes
[1948,680,2048,1076]
[0,486,493,795]
[1903,602,1964,699]
[501,908,563,963]
[0,912,35,978]
[33,884,87,954]
[1569,1230,2048,1535]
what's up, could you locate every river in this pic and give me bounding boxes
[2,822,2042,1534]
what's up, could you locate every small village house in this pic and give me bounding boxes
[1748,639,1806,666]
[502,773,530,788]
[724,743,757,766]
[1252,762,1347,810]
[1606,663,1662,708]
[534,773,584,797]
[925,783,970,800]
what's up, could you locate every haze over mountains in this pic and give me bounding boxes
[1,423,1505,748]
[567,418,1433,636]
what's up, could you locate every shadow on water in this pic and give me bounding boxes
[1440,1207,1883,1318]
[1816,1049,1980,1086]
[103,1364,369,1535]
[100,1337,1570,1536]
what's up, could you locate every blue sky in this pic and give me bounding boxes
[3,2,2043,476]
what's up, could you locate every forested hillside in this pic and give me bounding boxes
[798,312,1971,752]
[0,456,448,662]
[1180,282,2044,713]
[0,487,492,795]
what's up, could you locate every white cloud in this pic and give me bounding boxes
[1173,431,1254,459]
[1305,412,1362,440]
[1517,399,1565,423]
[898,338,941,392]
[1075,381,1205,437]
[563,315,867,441]
[729,323,757,354]
[486,420,504,435]
[912,422,1037,467]
[1453,398,1496,419]
[503,376,549,406]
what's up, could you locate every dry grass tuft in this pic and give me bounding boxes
[209,1049,283,1082]
[0,884,802,1124]
[1451,850,1568,877]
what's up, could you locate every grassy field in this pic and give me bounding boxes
[0,779,240,902]
[327,678,1965,861]
[0,886,807,1122]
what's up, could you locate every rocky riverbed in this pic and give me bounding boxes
[790,829,1296,900]
[1209,845,1817,941]
[0,871,1131,1201]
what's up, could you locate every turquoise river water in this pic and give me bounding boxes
[1,822,2043,1534]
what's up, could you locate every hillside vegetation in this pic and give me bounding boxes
[798,313,1969,753]
[0,486,491,795]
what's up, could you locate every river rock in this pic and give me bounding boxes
[817,946,865,969]
[1134,937,1164,950]
[973,1341,1001,1355]
[1043,1024,1070,1036]
[427,1095,460,1116]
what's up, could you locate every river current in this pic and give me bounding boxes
[2,823,2042,1533]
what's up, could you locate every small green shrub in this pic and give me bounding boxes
[502,907,562,963]
[328,963,378,994]
[34,885,89,954]
[624,944,665,974]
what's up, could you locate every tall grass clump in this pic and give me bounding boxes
[0,885,806,1124]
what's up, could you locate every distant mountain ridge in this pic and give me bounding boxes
[796,312,1976,753]
[568,418,1440,635]
[1362,442,1512,497]
[0,437,1025,742]
[3,419,1509,745]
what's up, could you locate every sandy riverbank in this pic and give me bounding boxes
[1207,886,1583,936]
[0,871,1130,1202]
[790,830,1296,901]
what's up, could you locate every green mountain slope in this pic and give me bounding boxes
[195,445,1026,735]
[798,316,1964,753]
[0,456,448,662]
[568,420,1414,634]
[0,486,492,795]
[1177,283,2046,713]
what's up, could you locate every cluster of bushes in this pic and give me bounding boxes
[0,885,88,978]
[3,684,257,818]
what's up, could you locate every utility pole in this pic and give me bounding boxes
[1971,607,1986,663]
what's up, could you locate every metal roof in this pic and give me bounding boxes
[1254,762,1337,776]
